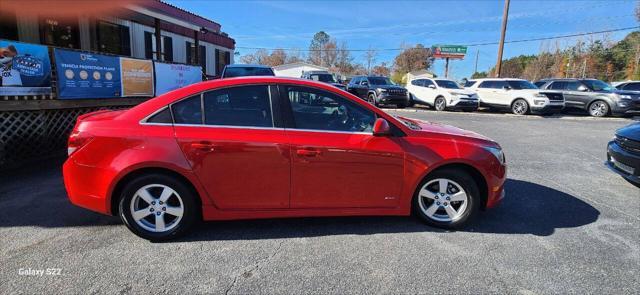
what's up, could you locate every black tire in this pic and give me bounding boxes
[511,99,529,115]
[412,168,480,229]
[434,96,446,111]
[408,94,415,107]
[368,93,379,107]
[118,173,199,242]
[588,100,610,117]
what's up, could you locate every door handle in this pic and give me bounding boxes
[191,142,215,152]
[296,149,321,157]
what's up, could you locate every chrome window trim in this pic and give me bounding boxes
[141,122,373,135]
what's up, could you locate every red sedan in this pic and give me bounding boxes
[63,77,506,241]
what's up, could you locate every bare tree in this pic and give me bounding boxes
[365,47,377,75]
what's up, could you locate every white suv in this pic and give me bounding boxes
[407,78,479,111]
[465,78,564,115]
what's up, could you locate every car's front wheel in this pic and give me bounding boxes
[511,99,529,115]
[118,174,198,241]
[368,93,379,107]
[413,169,480,229]
[588,100,609,117]
[434,97,446,111]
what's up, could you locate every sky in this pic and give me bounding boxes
[168,0,638,80]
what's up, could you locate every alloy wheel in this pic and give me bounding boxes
[435,98,446,111]
[129,184,184,233]
[589,101,608,117]
[417,178,468,222]
[512,100,528,115]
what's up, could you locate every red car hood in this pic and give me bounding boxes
[399,116,495,143]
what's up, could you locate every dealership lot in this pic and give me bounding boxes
[1,110,638,294]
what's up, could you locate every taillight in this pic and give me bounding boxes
[67,130,93,156]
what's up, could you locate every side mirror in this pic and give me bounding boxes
[372,118,391,136]
[428,84,436,89]
[361,81,369,86]
[502,85,511,90]
[577,85,588,92]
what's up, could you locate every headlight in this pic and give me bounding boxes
[377,88,387,92]
[484,146,505,165]
[619,95,631,99]
[534,93,547,98]
[449,91,466,96]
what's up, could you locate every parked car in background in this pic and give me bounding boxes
[407,78,479,111]
[63,76,506,241]
[347,76,409,108]
[301,70,345,90]
[612,81,640,92]
[220,64,275,78]
[606,122,640,188]
[464,78,564,115]
[535,78,640,117]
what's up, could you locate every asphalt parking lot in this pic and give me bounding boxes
[1,109,638,294]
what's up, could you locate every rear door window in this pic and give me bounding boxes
[203,85,273,127]
[172,95,203,125]
[548,81,566,90]
[566,81,582,91]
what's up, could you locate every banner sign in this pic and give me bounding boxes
[432,45,467,59]
[154,62,202,95]
[54,49,121,99]
[0,40,52,95]
[121,58,154,97]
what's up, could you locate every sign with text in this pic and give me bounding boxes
[121,58,154,97]
[0,40,52,95]
[432,45,467,59]
[154,62,202,95]
[54,49,121,99]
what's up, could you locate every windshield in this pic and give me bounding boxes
[223,67,274,78]
[394,116,421,130]
[582,79,616,91]
[310,74,337,83]
[507,80,538,90]
[435,80,461,89]
[368,77,394,85]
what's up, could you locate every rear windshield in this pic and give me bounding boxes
[223,67,274,78]
[309,74,337,83]
[507,80,537,90]
[435,80,461,89]
[582,79,615,91]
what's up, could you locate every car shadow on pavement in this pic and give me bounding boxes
[183,179,600,242]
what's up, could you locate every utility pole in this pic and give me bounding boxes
[495,0,510,77]
[474,49,479,74]
[444,57,450,78]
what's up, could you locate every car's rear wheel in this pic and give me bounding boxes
[588,100,609,117]
[413,169,480,229]
[511,99,529,115]
[434,97,446,111]
[118,174,198,241]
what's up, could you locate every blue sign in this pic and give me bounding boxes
[54,49,121,99]
[0,40,51,95]
[154,62,202,95]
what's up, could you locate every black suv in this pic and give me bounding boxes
[221,64,275,78]
[301,71,346,90]
[347,76,409,108]
[606,122,640,188]
[535,78,640,117]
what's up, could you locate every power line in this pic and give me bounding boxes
[235,26,640,52]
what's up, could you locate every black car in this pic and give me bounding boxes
[347,76,409,108]
[301,71,346,90]
[606,122,640,188]
[220,64,275,78]
[535,78,640,117]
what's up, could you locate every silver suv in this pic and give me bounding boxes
[535,78,640,117]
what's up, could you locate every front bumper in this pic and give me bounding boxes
[606,140,640,187]
[378,92,409,105]
[449,99,479,110]
[611,100,640,115]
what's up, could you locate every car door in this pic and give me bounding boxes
[347,77,361,96]
[173,85,291,209]
[563,81,590,108]
[281,84,405,208]
[422,79,438,105]
[475,81,498,105]
[409,79,427,103]
[358,78,370,98]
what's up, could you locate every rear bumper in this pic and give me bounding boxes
[606,141,640,187]
[63,158,113,215]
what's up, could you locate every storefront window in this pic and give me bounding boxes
[96,21,131,56]
[216,49,230,76]
[40,17,80,49]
